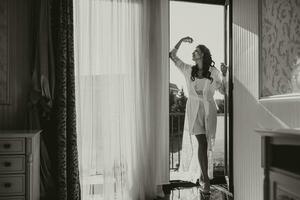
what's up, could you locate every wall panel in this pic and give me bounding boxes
[233,0,300,199]
[0,0,33,129]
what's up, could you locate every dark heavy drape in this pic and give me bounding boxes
[29,0,56,199]
[51,0,81,199]
[29,0,81,199]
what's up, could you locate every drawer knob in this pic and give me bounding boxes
[3,161,11,167]
[3,143,11,149]
[4,182,12,188]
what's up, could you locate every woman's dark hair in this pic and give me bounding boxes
[191,44,214,82]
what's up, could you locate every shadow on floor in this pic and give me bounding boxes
[156,180,233,200]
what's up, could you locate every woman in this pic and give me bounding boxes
[169,36,227,195]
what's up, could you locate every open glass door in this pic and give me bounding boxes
[168,0,233,197]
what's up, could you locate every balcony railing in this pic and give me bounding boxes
[169,112,185,170]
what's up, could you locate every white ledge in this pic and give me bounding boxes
[255,128,300,137]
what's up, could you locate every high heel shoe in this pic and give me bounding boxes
[200,182,211,196]
[200,191,211,200]
[203,182,210,192]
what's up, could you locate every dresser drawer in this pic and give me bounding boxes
[276,186,300,200]
[0,175,25,196]
[0,139,25,154]
[0,197,25,200]
[0,156,25,174]
[270,170,300,200]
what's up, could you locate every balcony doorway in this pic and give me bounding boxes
[168,0,233,197]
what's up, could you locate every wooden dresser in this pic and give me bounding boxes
[256,128,300,200]
[0,130,40,200]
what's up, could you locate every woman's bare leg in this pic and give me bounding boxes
[195,134,210,191]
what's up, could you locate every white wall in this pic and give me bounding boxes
[233,0,300,199]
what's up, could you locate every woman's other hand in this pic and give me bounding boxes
[220,63,228,76]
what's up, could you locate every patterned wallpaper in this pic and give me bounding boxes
[261,0,300,97]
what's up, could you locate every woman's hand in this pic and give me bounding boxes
[220,63,228,76]
[180,36,193,43]
[174,36,193,50]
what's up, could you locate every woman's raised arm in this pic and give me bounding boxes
[169,36,193,74]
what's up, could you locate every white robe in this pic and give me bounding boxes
[170,48,226,182]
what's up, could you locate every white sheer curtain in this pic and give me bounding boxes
[74,0,169,199]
